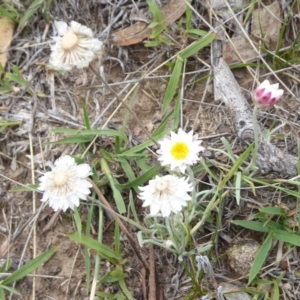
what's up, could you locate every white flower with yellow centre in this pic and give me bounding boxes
[38,155,92,211]
[157,128,205,173]
[138,175,192,217]
[49,21,103,71]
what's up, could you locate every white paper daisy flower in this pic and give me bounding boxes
[38,155,92,212]
[138,175,192,217]
[49,20,103,71]
[157,128,205,173]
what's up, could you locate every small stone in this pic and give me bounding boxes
[227,239,260,277]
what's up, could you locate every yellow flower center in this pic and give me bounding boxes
[61,31,78,50]
[171,142,189,160]
[53,171,68,186]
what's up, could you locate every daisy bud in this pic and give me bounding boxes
[49,21,103,71]
[253,80,283,109]
[138,175,192,217]
[38,155,92,211]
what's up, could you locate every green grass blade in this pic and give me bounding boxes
[119,129,170,156]
[10,184,38,192]
[1,247,58,285]
[230,220,270,233]
[0,285,20,295]
[18,0,44,30]
[162,57,183,114]
[180,33,216,59]
[0,6,20,22]
[101,158,126,214]
[73,206,82,234]
[248,231,273,284]
[114,222,121,256]
[273,230,300,247]
[115,164,162,190]
[119,278,133,299]
[259,207,284,216]
[162,56,183,114]
[186,29,208,37]
[218,143,254,190]
[0,288,6,298]
[46,136,93,145]
[67,233,121,261]
[152,109,174,136]
[173,93,181,128]
[221,137,236,163]
[118,158,137,192]
[82,103,91,130]
[273,280,280,300]
[146,0,163,23]
[52,128,128,143]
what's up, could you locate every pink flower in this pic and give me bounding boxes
[253,80,283,109]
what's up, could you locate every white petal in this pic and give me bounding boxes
[76,164,92,177]
[55,21,68,35]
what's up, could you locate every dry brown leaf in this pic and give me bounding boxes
[251,1,281,50]
[111,0,186,46]
[223,1,281,64]
[223,36,257,64]
[0,17,14,76]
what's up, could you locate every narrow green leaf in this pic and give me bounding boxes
[119,129,170,156]
[192,160,213,174]
[148,21,159,28]
[273,280,280,300]
[181,33,216,59]
[150,26,165,38]
[187,28,208,37]
[248,232,273,284]
[0,285,20,295]
[259,207,284,216]
[100,149,115,160]
[218,143,254,190]
[119,278,133,299]
[221,137,236,163]
[5,73,26,86]
[114,222,121,256]
[118,158,137,192]
[173,93,180,128]
[235,171,242,205]
[18,0,43,30]
[67,233,120,260]
[101,158,126,214]
[73,207,82,234]
[145,40,161,47]
[159,35,173,45]
[10,184,38,192]
[273,230,300,247]
[82,103,91,130]
[231,220,270,233]
[135,159,151,172]
[152,109,174,136]
[162,57,183,113]
[146,0,163,23]
[0,6,20,22]
[115,164,162,190]
[1,247,58,285]
[45,136,93,145]
[52,128,128,142]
